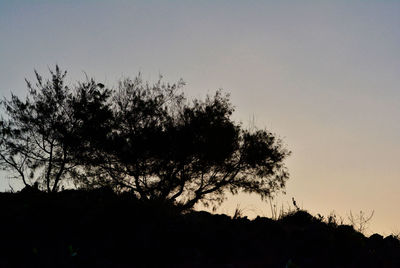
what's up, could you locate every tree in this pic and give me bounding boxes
[77,75,291,210]
[1,68,290,210]
[0,66,111,192]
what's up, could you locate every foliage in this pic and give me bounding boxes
[0,67,110,192]
[0,66,291,209]
[79,75,290,210]
[0,67,75,192]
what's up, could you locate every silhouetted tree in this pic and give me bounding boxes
[1,68,290,209]
[0,66,110,192]
[77,75,291,210]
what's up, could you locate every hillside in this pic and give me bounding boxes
[1,189,399,267]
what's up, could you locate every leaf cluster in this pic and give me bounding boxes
[0,66,290,210]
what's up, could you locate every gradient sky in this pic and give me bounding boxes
[1,0,400,234]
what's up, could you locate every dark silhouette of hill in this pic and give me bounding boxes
[1,189,399,267]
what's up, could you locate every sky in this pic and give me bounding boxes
[1,0,400,235]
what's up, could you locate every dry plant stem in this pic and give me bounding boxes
[347,210,374,234]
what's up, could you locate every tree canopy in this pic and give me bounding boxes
[0,66,290,209]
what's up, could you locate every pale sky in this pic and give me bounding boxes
[1,0,400,234]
